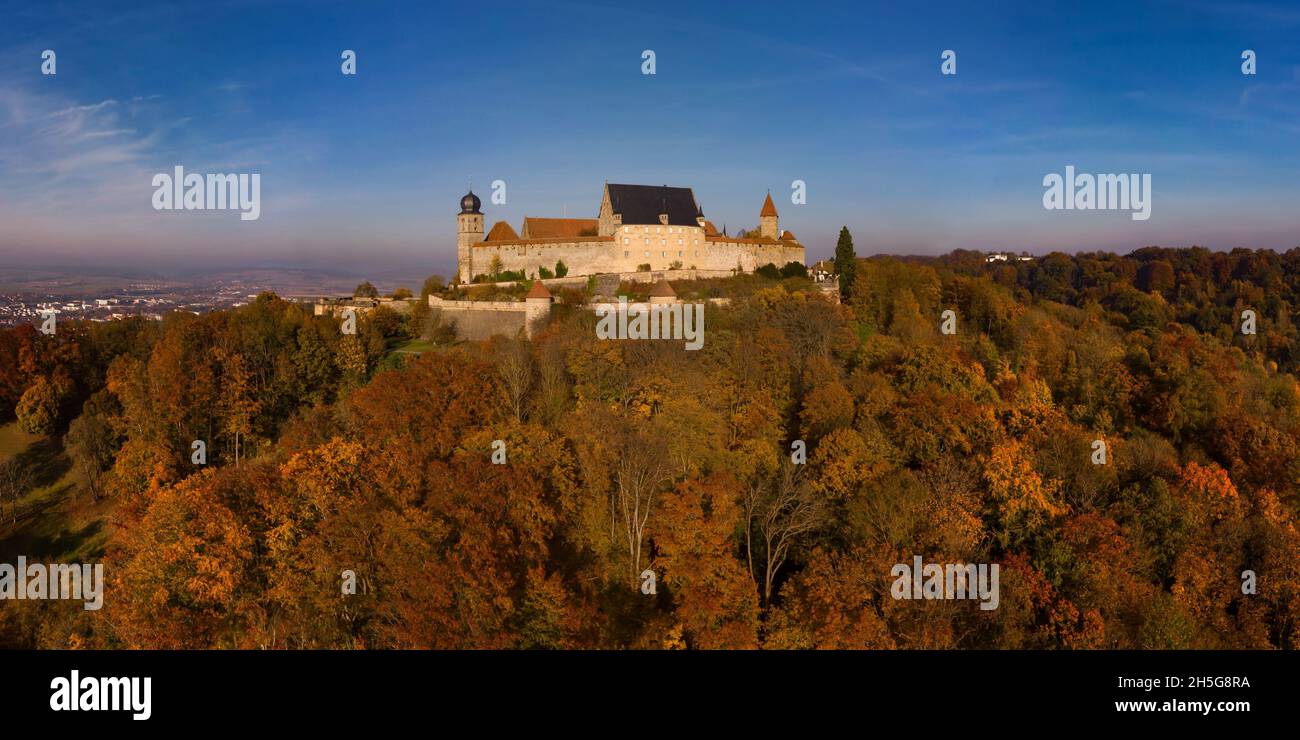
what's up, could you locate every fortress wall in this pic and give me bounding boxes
[431,307,527,340]
[472,238,619,279]
[427,296,549,340]
[473,238,804,280]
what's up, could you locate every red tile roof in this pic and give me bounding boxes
[526,281,553,299]
[521,217,599,239]
[760,192,778,217]
[485,220,519,241]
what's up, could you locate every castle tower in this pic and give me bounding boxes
[759,191,779,240]
[457,190,483,284]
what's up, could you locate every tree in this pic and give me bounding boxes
[743,461,829,606]
[391,287,413,300]
[613,425,672,589]
[1137,260,1175,294]
[494,337,534,423]
[354,281,379,298]
[554,260,568,278]
[764,546,895,649]
[420,274,445,298]
[65,411,116,501]
[984,440,1066,548]
[111,468,254,648]
[216,350,260,467]
[16,376,59,435]
[834,226,856,302]
[0,458,34,524]
[657,473,759,648]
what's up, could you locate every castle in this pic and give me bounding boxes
[455,183,805,284]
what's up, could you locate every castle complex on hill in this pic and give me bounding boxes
[455,183,805,283]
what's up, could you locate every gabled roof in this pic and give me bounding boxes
[648,279,677,298]
[760,192,778,217]
[780,229,797,241]
[521,217,598,239]
[526,281,553,300]
[701,220,719,236]
[607,184,699,226]
[485,220,519,241]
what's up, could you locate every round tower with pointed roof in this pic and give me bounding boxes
[648,279,679,304]
[759,191,779,240]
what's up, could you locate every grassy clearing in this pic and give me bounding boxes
[390,338,436,354]
[0,422,107,563]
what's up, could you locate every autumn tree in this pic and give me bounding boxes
[109,468,254,648]
[0,458,34,525]
[743,461,828,606]
[16,376,60,435]
[65,410,117,501]
[656,473,759,648]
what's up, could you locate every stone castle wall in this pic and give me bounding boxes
[427,295,550,339]
[471,233,804,281]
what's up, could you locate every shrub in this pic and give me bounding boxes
[780,261,809,279]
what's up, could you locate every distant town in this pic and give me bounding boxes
[0,269,420,328]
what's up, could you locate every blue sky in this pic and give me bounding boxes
[2,0,1299,275]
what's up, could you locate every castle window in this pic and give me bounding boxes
[678,238,683,246]
[661,251,666,258]
[624,251,629,258]
[678,251,683,257]
[644,251,649,257]
[623,237,629,245]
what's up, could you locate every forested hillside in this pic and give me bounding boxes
[1,246,1297,649]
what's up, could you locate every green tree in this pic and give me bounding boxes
[834,226,856,302]
[354,281,379,298]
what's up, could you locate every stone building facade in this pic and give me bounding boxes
[455,184,804,284]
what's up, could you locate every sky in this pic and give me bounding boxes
[2,0,1299,276]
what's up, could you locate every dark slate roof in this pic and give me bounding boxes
[607,184,699,226]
